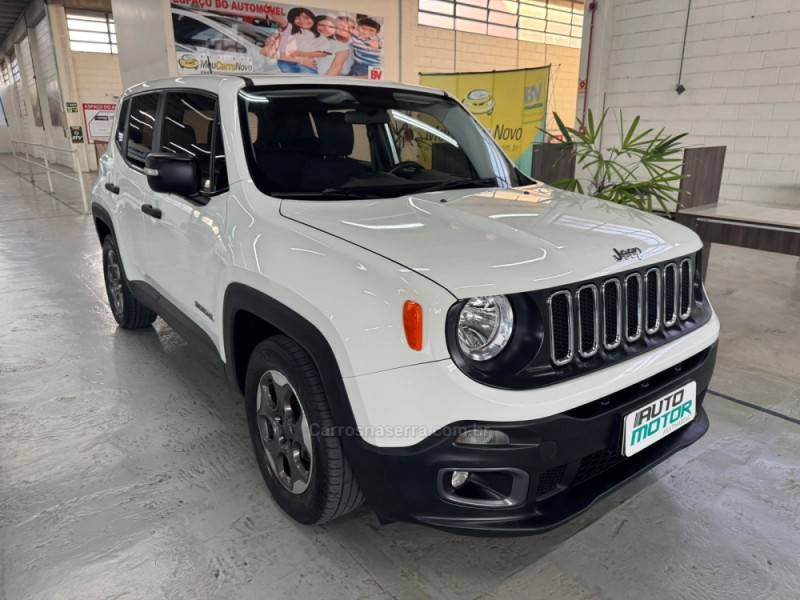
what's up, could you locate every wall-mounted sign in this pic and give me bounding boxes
[82,103,116,143]
[170,1,385,79]
[70,125,84,143]
[65,101,78,113]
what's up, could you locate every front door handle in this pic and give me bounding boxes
[105,182,120,194]
[141,204,162,219]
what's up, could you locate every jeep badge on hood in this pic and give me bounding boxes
[613,247,642,261]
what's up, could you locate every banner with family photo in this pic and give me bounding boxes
[421,66,551,176]
[171,0,385,79]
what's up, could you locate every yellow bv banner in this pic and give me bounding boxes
[420,66,550,176]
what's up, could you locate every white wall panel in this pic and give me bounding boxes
[579,0,800,206]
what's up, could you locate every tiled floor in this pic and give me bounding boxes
[0,153,92,216]
[1,160,798,599]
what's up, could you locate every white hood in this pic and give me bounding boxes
[280,184,701,298]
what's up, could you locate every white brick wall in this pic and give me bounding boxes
[72,51,123,169]
[585,0,800,206]
[46,3,122,171]
[403,0,581,135]
[73,52,122,107]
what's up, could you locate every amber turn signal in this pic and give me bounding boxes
[403,300,423,351]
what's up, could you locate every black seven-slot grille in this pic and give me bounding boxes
[548,257,694,366]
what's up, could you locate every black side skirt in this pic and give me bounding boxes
[128,280,222,366]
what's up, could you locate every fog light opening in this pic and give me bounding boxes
[438,467,530,508]
[450,470,470,489]
[455,428,510,446]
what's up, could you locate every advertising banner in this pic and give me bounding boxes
[171,0,385,79]
[420,66,550,175]
[82,103,116,143]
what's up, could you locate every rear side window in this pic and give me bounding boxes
[126,93,160,167]
[115,98,129,149]
[159,91,220,191]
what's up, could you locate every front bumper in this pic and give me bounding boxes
[343,342,717,535]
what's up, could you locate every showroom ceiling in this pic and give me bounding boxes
[0,0,29,44]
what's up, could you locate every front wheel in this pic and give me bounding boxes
[245,335,364,524]
[101,235,157,329]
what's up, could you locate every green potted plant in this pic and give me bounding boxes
[543,109,688,214]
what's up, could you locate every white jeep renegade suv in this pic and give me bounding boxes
[93,75,719,535]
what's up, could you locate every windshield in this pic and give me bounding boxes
[238,85,530,199]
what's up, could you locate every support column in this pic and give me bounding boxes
[111,0,176,89]
[576,0,616,126]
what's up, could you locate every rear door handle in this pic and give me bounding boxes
[105,182,120,194]
[141,204,162,219]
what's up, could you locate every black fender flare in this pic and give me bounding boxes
[222,282,359,434]
[91,203,116,242]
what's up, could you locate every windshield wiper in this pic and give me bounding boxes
[276,177,498,200]
[275,188,376,200]
[418,177,499,193]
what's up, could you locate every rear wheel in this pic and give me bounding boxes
[101,235,157,329]
[245,335,364,524]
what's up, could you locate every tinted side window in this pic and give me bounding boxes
[115,98,129,149]
[126,93,160,167]
[160,92,216,188]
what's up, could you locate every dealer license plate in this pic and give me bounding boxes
[622,381,696,457]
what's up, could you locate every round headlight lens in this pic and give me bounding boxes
[456,295,514,361]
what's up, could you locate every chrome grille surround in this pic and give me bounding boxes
[547,290,574,366]
[575,284,599,358]
[663,263,679,327]
[679,258,693,320]
[644,267,662,335]
[546,256,698,367]
[601,279,622,350]
[624,273,643,343]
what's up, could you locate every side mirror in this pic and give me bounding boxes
[145,153,199,196]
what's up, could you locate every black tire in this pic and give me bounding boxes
[245,335,364,524]
[101,235,157,329]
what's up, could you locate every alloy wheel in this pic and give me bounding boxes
[256,369,313,494]
[106,247,124,317]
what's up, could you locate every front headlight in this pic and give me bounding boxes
[456,295,514,361]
